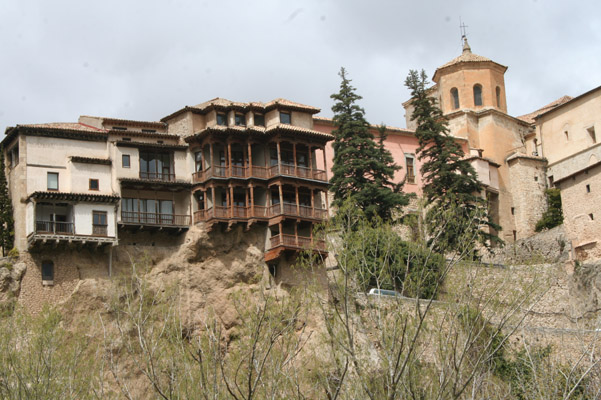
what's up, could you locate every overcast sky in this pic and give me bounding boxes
[1,0,600,136]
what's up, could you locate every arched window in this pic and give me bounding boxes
[496,86,501,107]
[473,84,483,106]
[451,88,460,109]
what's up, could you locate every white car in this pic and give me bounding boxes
[368,288,400,297]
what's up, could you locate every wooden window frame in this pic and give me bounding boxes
[122,154,131,168]
[280,111,291,125]
[47,172,59,191]
[89,179,99,191]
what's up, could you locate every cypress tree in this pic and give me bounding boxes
[404,69,500,253]
[330,67,408,221]
[0,146,14,256]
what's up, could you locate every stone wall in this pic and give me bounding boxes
[482,224,568,265]
[507,154,548,239]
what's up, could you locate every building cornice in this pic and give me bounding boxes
[28,191,120,204]
[115,140,188,151]
[70,156,112,165]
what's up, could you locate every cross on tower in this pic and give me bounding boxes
[459,19,469,41]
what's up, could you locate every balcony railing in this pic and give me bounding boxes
[139,172,175,182]
[192,163,327,183]
[92,224,108,236]
[269,234,326,251]
[35,221,74,235]
[194,204,328,223]
[121,211,191,226]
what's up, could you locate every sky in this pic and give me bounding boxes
[1,0,600,136]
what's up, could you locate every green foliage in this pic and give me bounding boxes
[7,247,18,259]
[0,306,100,399]
[404,70,501,254]
[0,146,14,256]
[330,67,409,221]
[335,202,444,299]
[535,188,564,232]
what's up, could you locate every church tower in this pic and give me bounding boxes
[404,38,545,243]
[432,38,508,115]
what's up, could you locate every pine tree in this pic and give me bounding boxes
[404,69,500,253]
[330,68,408,221]
[0,146,14,256]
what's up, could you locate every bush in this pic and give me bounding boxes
[7,247,19,259]
[535,188,563,232]
[341,213,445,299]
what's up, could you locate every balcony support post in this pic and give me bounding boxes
[308,146,314,179]
[278,184,284,215]
[321,147,328,180]
[211,186,216,215]
[310,188,315,218]
[324,189,330,217]
[250,184,255,217]
[294,223,298,247]
[227,142,232,178]
[276,140,282,175]
[209,143,214,177]
[229,185,234,218]
[247,141,253,177]
[293,142,297,177]
[295,186,299,215]
[278,222,283,246]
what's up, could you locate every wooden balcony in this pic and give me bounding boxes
[29,220,117,248]
[265,234,327,261]
[193,203,328,223]
[36,221,74,235]
[139,172,176,182]
[121,211,191,227]
[192,163,326,183]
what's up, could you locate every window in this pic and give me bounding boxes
[122,137,132,142]
[139,151,172,180]
[142,129,156,133]
[217,113,227,126]
[254,114,265,127]
[405,154,416,184]
[451,88,460,109]
[586,184,591,193]
[590,213,595,221]
[89,179,99,191]
[47,172,59,191]
[113,126,127,131]
[496,86,501,107]
[588,126,596,144]
[280,112,291,124]
[473,84,483,106]
[42,260,54,284]
[122,154,131,168]
[511,207,515,215]
[8,145,19,168]
[235,113,246,126]
[93,211,108,236]
[195,151,203,172]
[564,130,569,141]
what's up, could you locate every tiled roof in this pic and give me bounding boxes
[70,156,112,165]
[433,39,507,81]
[28,191,120,203]
[313,116,415,135]
[100,116,166,128]
[163,98,321,122]
[516,95,573,124]
[20,122,105,132]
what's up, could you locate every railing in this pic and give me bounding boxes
[193,163,327,182]
[139,172,175,182]
[232,205,248,218]
[35,221,74,235]
[121,211,191,226]
[92,225,108,236]
[269,234,326,251]
[194,204,328,222]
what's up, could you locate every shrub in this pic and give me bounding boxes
[535,188,563,232]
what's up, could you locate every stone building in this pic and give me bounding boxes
[526,86,601,261]
[1,98,333,310]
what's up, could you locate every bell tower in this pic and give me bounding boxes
[432,37,508,115]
